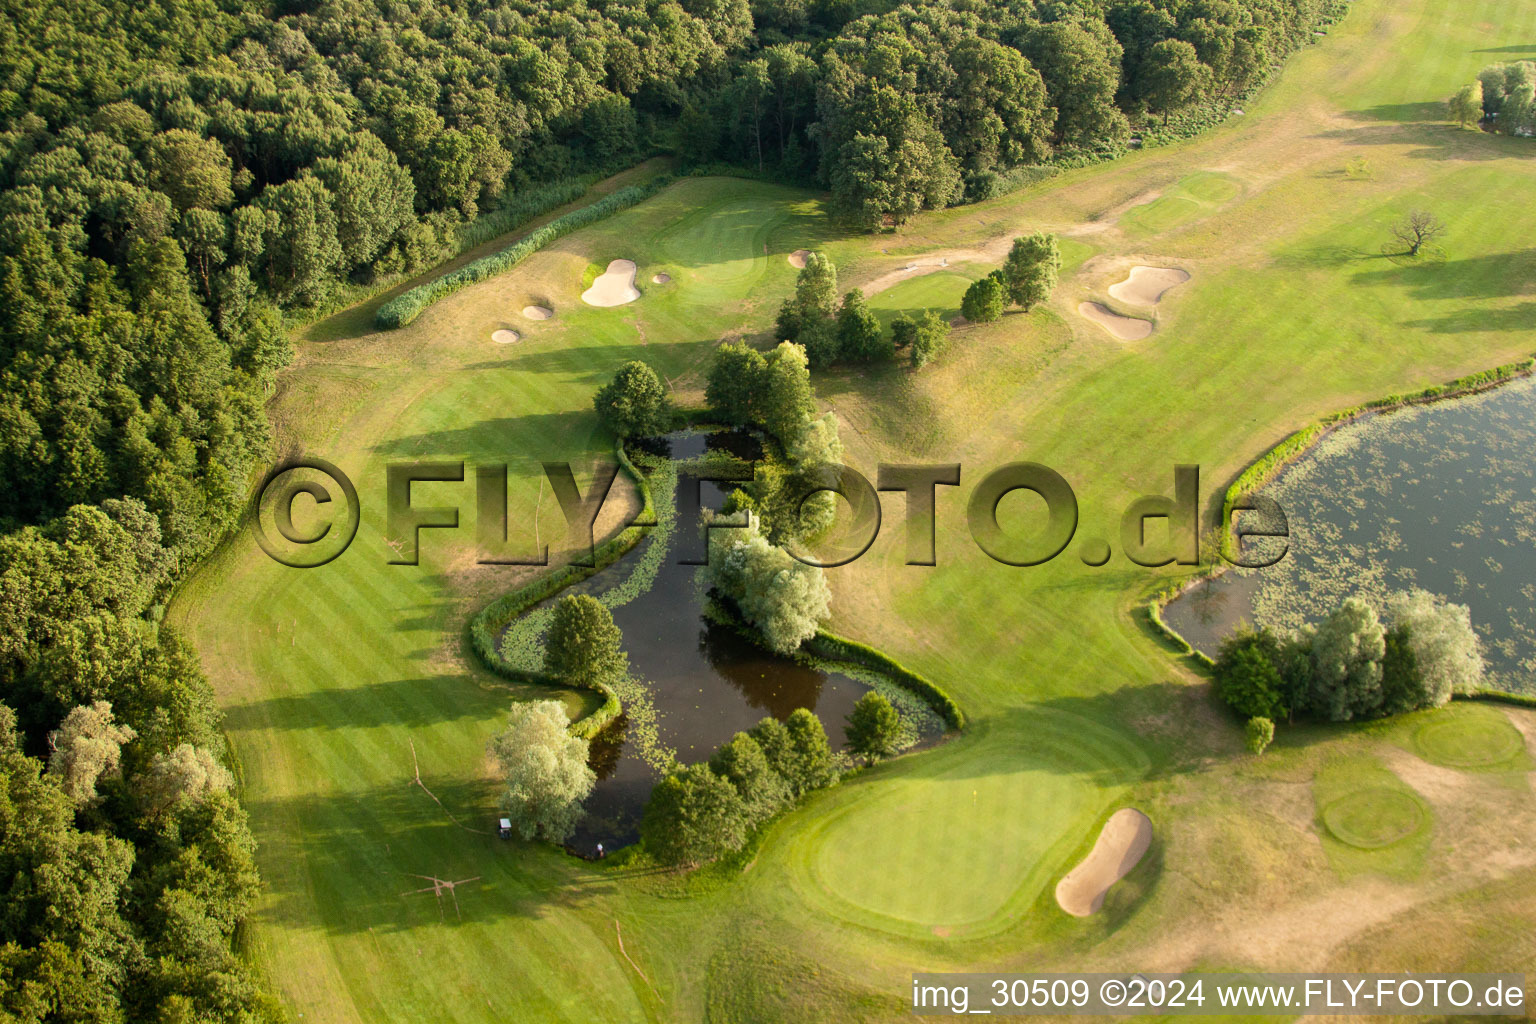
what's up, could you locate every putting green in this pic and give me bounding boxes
[781,711,1147,937]
[1179,171,1242,204]
[867,271,975,325]
[1414,711,1525,768]
[1120,196,1201,236]
[1323,788,1428,849]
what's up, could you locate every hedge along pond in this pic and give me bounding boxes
[491,430,946,854]
[1162,372,1536,695]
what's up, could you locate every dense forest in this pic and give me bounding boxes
[0,0,1342,1017]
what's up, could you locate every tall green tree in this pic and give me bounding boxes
[845,691,900,763]
[708,731,791,823]
[961,272,1006,322]
[893,309,950,367]
[1001,232,1060,311]
[1448,80,1484,128]
[593,361,673,438]
[543,595,628,689]
[1310,597,1386,721]
[835,288,889,362]
[641,762,750,866]
[785,708,837,793]
[1141,39,1207,124]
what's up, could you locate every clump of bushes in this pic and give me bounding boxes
[773,252,947,369]
[1448,60,1536,134]
[960,232,1060,323]
[376,176,672,328]
[641,709,837,867]
[705,339,841,544]
[707,515,830,654]
[1213,588,1485,750]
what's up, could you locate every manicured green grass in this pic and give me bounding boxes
[1119,171,1241,236]
[1179,171,1242,204]
[1056,236,1096,277]
[171,1,1536,1019]
[1313,761,1431,877]
[1413,705,1527,769]
[1323,788,1427,848]
[781,710,1147,937]
[1119,195,1203,236]
[866,270,976,326]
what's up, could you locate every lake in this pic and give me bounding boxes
[1163,375,1536,696]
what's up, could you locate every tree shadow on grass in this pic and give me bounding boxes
[456,332,717,380]
[1270,244,1390,270]
[225,675,514,735]
[1313,116,1516,162]
[1349,248,1536,302]
[1402,301,1536,334]
[368,409,597,458]
[245,783,599,936]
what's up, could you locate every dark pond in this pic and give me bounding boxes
[1162,376,1536,695]
[502,430,933,855]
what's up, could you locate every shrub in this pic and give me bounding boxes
[640,762,749,867]
[488,700,595,843]
[1213,627,1284,720]
[594,361,672,438]
[961,272,1006,323]
[845,692,900,763]
[1244,716,1274,755]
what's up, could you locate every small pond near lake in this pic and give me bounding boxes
[497,430,942,855]
[1162,375,1536,696]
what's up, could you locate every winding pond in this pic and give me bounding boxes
[499,431,941,854]
[1163,375,1536,696]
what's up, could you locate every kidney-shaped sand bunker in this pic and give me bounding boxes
[582,259,641,306]
[1055,808,1152,916]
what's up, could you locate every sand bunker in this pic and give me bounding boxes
[582,259,640,307]
[652,272,671,284]
[1055,808,1152,917]
[1108,266,1190,306]
[788,249,811,268]
[490,329,520,344]
[522,305,553,320]
[1078,302,1152,341]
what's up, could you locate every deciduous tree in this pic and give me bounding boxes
[487,700,596,843]
[845,691,900,763]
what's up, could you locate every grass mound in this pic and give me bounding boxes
[1322,788,1427,849]
[1414,712,1524,768]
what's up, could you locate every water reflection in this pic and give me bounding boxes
[515,430,909,854]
